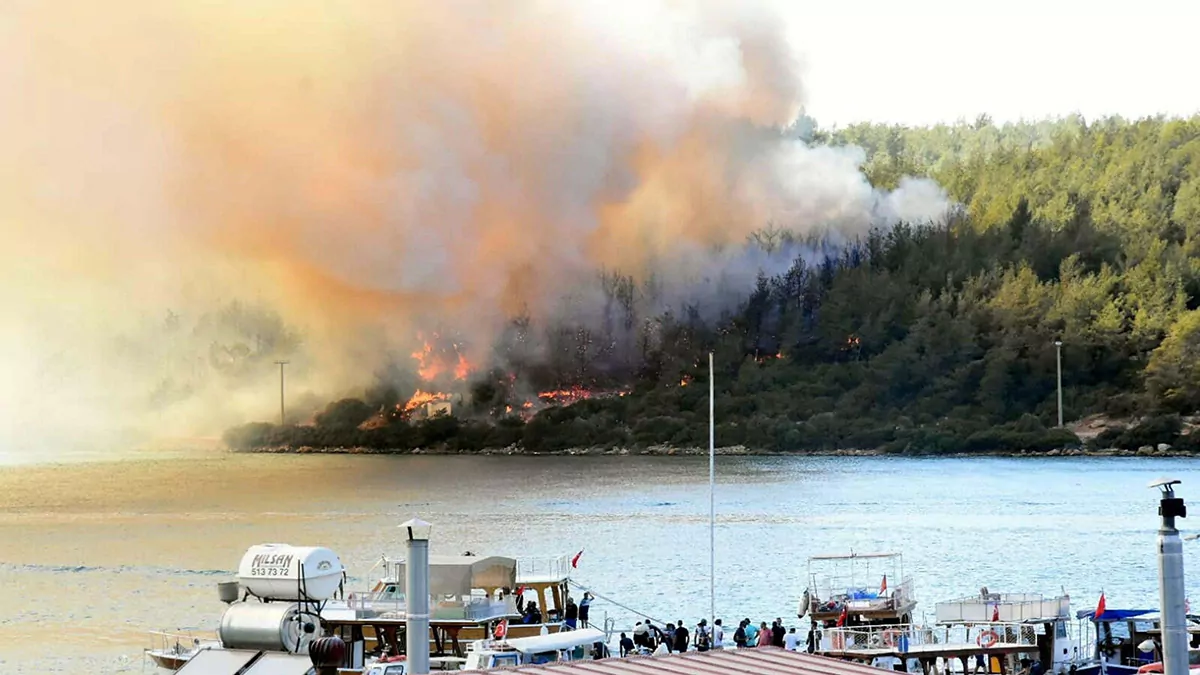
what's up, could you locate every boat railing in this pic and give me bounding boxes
[936,594,1070,623]
[820,622,1037,653]
[346,591,516,621]
[146,630,219,653]
[516,555,571,583]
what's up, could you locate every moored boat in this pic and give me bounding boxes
[800,552,917,626]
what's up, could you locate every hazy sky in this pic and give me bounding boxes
[781,0,1200,127]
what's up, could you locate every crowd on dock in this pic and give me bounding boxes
[616,617,808,657]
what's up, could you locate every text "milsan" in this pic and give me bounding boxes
[252,554,294,567]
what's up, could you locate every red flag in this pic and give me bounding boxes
[494,619,508,640]
[836,605,848,627]
[880,575,888,594]
[1095,592,1106,619]
[992,605,1000,622]
[515,586,526,597]
[571,550,583,568]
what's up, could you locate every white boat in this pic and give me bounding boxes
[460,627,608,670]
[144,631,220,670]
[147,545,585,673]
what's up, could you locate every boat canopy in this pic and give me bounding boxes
[392,555,516,595]
[1075,609,1157,621]
[503,628,606,654]
[809,552,902,561]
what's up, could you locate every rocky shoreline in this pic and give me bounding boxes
[238,443,1200,458]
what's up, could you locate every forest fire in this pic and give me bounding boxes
[411,333,473,382]
[537,386,595,407]
[401,389,450,413]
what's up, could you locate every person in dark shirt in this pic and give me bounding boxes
[772,619,786,647]
[564,597,579,630]
[673,620,690,653]
[619,633,635,657]
[734,620,748,648]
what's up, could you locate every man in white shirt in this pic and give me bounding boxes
[713,619,725,649]
[784,627,801,651]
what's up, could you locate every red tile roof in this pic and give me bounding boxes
[460,647,890,675]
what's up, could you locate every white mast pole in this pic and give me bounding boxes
[709,351,716,642]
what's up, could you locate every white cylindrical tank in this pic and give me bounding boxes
[218,601,322,654]
[237,544,345,602]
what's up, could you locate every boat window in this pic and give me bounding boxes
[1109,622,1131,640]
[1056,623,1068,639]
[493,654,519,667]
[385,667,406,675]
[1134,621,1156,633]
[1189,651,1200,666]
[529,651,559,664]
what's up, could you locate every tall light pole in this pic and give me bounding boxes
[1054,340,1063,427]
[708,352,715,642]
[1150,479,1187,675]
[274,360,289,422]
[402,517,432,675]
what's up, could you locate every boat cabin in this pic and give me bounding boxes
[936,591,1075,674]
[803,552,917,626]
[1072,609,1200,675]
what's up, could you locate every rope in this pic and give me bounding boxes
[567,579,669,626]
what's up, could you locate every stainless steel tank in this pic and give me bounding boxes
[217,601,321,654]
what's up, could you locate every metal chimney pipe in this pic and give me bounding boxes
[402,517,432,675]
[1151,479,1188,675]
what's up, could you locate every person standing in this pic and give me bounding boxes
[784,627,800,651]
[673,620,690,653]
[564,596,579,630]
[734,620,748,648]
[713,619,725,649]
[757,622,772,649]
[579,592,593,628]
[744,619,759,647]
[694,619,711,652]
[772,619,786,647]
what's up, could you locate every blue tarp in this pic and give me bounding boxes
[1074,609,1157,621]
[847,588,880,600]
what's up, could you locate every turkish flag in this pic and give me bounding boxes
[571,550,583,568]
[836,605,848,627]
[880,575,888,595]
[494,619,508,639]
[1095,592,1106,619]
[992,605,1000,622]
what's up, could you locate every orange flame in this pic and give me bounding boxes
[411,332,473,382]
[401,388,450,413]
[680,375,693,387]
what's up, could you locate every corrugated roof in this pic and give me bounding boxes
[460,647,893,675]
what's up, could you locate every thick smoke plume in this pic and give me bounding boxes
[0,0,948,454]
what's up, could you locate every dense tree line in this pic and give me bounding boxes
[225,115,1200,455]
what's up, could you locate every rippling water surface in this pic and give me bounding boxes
[2,452,1199,673]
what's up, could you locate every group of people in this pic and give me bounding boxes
[617,617,805,657]
[518,592,594,628]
